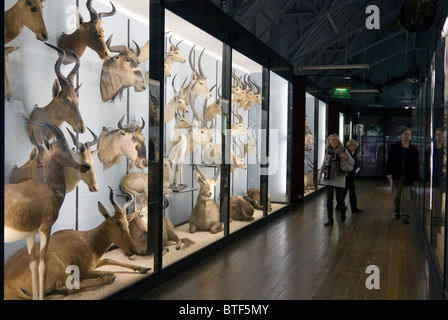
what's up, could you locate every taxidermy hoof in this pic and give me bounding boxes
[140,267,151,274]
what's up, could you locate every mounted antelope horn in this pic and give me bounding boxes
[67,128,86,153]
[87,0,116,21]
[251,78,261,93]
[194,164,207,181]
[232,109,243,123]
[106,34,113,50]
[175,39,184,50]
[212,164,221,181]
[123,193,134,211]
[139,117,145,131]
[132,40,141,57]
[30,129,44,152]
[108,186,122,212]
[198,48,206,79]
[65,49,81,85]
[188,44,199,77]
[98,1,116,19]
[117,114,126,130]
[23,117,66,142]
[85,127,99,148]
[45,43,71,88]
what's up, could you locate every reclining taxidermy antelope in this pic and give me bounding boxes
[243,187,272,212]
[230,196,254,221]
[4,46,20,101]
[4,0,48,44]
[189,165,223,234]
[4,187,150,300]
[10,127,99,193]
[4,120,91,300]
[97,114,148,171]
[58,0,116,61]
[127,196,192,259]
[28,43,85,144]
[100,37,146,102]
[120,157,173,204]
[164,34,185,77]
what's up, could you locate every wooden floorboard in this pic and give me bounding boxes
[139,179,442,300]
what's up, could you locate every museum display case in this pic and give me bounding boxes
[3,0,293,300]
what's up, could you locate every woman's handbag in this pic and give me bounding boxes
[339,149,353,173]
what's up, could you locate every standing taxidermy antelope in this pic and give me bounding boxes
[4,0,48,43]
[189,165,223,234]
[4,187,150,300]
[4,46,20,101]
[5,120,91,300]
[231,109,246,138]
[97,114,148,171]
[164,74,188,123]
[28,43,85,144]
[168,111,193,188]
[100,38,146,102]
[9,127,99,193]
[58,0,116,61]
[164,35,185,77]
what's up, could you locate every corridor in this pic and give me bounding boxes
[140,179,441,300]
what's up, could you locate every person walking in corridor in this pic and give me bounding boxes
[318,134,354,226]
[386,128,420,224]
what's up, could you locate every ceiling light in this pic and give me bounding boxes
[297,64,369,72]
[351,89,379,93]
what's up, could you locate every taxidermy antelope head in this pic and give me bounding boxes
[164,34,185,77]
[100,38,146,102]
[58,0,116,61]
[5,0,48,43]
[28,43,85,144]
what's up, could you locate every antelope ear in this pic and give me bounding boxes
[126,211,139,222]
[29,147,38,160]
[98,201,111,219]
[52,79,61,98]
[91,149,99,156]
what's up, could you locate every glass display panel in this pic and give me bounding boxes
[304,93,316,196]
[160,10,226,266]
[228,49,265,231]
[431,18,448,278]
[268,71,290,209]
[4,0,153,300]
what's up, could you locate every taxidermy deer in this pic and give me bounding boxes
[4,187,151,300]
[189,165,223,234]
[4,0,48,43]
[4,120,91,300]
[58,0,116,61]
[164,35,185,77]
[10,127,99,193]
[4,46,20,101]
[28,43,85,144]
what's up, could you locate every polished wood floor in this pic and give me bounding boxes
[139,180,441,300]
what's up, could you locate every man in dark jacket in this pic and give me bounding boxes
[386,128,420,224]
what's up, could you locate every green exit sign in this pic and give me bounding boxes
[332,87,350,99]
